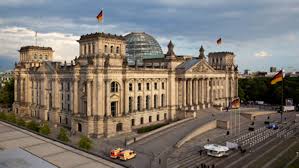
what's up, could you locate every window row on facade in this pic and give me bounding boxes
[131,113,167,126]
[128,94,166,112]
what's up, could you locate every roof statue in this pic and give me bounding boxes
[199,45,206,59]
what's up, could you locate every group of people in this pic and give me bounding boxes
[196,163,216,168]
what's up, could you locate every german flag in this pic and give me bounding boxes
[270,70,283,85]
[217,38,222,45]
[231,98,240,109]
[96,10,103,23]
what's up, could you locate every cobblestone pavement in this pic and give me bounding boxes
[0,121,125,168]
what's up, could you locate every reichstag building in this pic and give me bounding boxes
[13,32,238,137]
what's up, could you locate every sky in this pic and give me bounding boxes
[0,0,299,72]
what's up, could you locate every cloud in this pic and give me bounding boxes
[255,51,271,58]
[0,0,47,6]
[0,27,79,62]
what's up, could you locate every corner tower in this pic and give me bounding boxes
[19,46,53,63]
[77,32,126,67]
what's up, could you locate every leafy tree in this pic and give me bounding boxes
[0,79,14,108]
[239,77,299,105]
[39,123,51,135]
[26,120,40,132]
[78,136,92,150]
[57,128,69,142]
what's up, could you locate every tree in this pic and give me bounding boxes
[0,79,14,108]
[57,128,69,142]
[39,123,51,135]
[78,136,92,150]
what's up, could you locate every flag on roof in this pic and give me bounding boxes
[96,10,103,23]
[270,70,283,85]
[217,38,222,45]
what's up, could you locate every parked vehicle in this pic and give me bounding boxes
[110,148,124,159]
[204,144,229,157]
[119,149,136,161]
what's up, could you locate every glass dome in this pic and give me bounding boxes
[125,32,164,65]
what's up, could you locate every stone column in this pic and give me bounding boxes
[14,78,18,102]
[87,80,92,116]
[20,78,24,102]
[105,80,111,116]
[195,79,199,107]
[73,79,78,114]
[182,79,186,107]
[189,79,193,108]
[210,78,214,103]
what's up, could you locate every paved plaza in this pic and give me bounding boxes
[0,121,124,168]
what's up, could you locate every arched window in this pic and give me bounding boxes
[116,46,119,54]
[154,95,158,108]
[137,96,141,111]
[104,45,108,53]
[111,81,119,92]
[146,95,150,110]
[110,46,114,53]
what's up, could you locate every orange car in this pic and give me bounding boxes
[110,148,124,159]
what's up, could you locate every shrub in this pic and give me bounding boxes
[137,123,168,134]
[57,128,69,142]
[78,136,92,150]
[6,113,16,123]
[26,120,40,132]
[39,123,51,135]
[16,118,26,127]
[0,112,7,120]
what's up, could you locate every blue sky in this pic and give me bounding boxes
[0,0,299,72]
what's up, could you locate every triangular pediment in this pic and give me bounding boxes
[187,60,216,73]
[36,62,57,74]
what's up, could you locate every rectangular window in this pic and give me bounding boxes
[129,97,132,112]
[157,114,160,121]
[149,116,152,123]
[61,82,63,90]
[162,82,165,89]
[140,117,144,124]
[67,104,70,111]
[164,113,167,120]
[67,82,70,91]
[129,83,133,91]
[67,94,70,101]
[154,83,157,90]
[62,103,64,109]
[62,94,64,100]
[138,83,142,91]
[146,83,150,90]
[131,119,135,126]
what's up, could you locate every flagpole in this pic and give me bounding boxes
[280,70,284,123]
[102,8,104,33]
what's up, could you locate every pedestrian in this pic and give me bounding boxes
[285,117,287,121]
[226,130,230,135]
[207,138,210,142]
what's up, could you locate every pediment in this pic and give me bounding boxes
[188,60,216,73]
[110,94,119,100]
[36,62,57,74]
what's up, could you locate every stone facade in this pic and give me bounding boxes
[13,32,238,138]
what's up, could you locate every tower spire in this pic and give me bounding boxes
[199,45,205,59]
